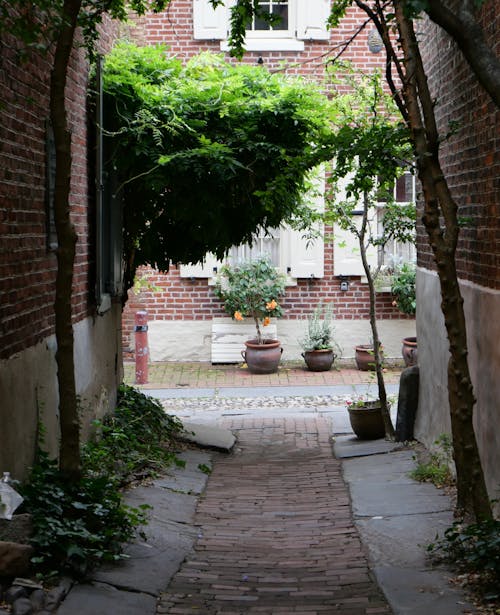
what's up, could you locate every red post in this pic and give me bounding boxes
[135,310,149,385]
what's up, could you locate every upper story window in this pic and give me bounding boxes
[193,0,331,52]
[247,1,289,34]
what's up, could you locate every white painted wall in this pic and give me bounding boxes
[0,305,123,480]
[138,317,416,362]
[415,268,500,510]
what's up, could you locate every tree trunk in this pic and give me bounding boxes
[424,1,500,109]
[50,0,83,479]
[394,1,491,521]
[359,194,394,439]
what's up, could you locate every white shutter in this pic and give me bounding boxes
[179,253,222,278]
[193,0,228,40]
[285,167,325,278]
[296,0,331,41]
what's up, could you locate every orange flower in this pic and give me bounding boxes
[234,311,244,321]
[266,299,278,311]
[262,317,271,327]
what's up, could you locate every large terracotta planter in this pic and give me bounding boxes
[401,336,418,367]
[354,343,384,371]
[301,349,336,372]
[241,339,283,374]
[347,400,386,440]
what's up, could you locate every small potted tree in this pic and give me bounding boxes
[325,68,415,439]
[299,302,341,371]
[214,257,286,374]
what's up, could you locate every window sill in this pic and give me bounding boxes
[220,39,305,52]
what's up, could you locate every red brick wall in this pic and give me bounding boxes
[121,2,409,351]
[0,17,118,360]
[417,5,500,289]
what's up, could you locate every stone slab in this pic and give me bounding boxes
[373,566,476,615]
[58,582,156,615]
[154,450,212,495]
[349,480,452,517]
[333,435,404,458]
[356,511,454,567]
[179,421,236,452]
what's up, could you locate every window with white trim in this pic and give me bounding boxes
[180,167,325,281]
[376,169,416,269]
[193,0,331,52]
[333,167,416,278]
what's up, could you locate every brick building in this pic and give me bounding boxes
[123,0,416,363]
[0,17,123,478]
[415,6,500,508]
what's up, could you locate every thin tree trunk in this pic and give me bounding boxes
[394,0,491,521]
[51,0,83,479]
[359,193,394,439]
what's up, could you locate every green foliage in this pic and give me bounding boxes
[391,262,416,315]
[19,386,185,578]
[299,302,341,352]
[101,44,337,290]
[428,519,500,601]
[410,434,453,487]
[214,257,286,343]
[19,451,145,578]
[82,384,184,483]
[324,68,415,260]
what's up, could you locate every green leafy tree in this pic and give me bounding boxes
[324,69,415,439]
[101,44,338,294]
[222,0,494,521]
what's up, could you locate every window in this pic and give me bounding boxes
[333,168,416,277]
[193,0,331,51]
[180,168,325,280]
[248,2,289,32]
[377,170,416,270]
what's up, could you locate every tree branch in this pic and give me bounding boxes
[425,1,500,108]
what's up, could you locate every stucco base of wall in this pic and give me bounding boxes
[140,317,416,362]
[415,268,500,508]
[0,305,123,480]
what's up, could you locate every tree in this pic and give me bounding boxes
[420,1,500,109]
[222,0,494,521]
[325,69,415,439]
[0,0,171,479]
[101,44,338,294]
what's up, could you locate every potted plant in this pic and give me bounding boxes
[299,302,341,371]
[214,257,286,374]
[391,263,417,366]
[346,396,387,440]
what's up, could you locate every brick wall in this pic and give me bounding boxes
[0,16,118,360]
[121,1,410,351]
[418,6,500,289]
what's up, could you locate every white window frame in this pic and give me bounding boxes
[194,0,331,52]
[180,166,325,282]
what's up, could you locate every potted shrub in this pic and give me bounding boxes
[214,257,286,374]
[346,396,387,440]
[299,302,341,371]
[391,263,417,366]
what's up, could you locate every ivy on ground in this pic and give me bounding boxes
[19,385,184,578]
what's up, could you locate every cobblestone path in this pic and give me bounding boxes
[157,416,391,614]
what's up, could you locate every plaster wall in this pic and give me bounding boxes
[138,318,416,362]
[415,268,500,506]
[0,305,123,480]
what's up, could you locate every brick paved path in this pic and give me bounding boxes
[157,416,391,614]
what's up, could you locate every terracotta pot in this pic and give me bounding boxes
[402,336,418,367]
[301,349,336,372]
[241,339,283,374]
[347,400,386,440]
[354,343,384,371]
